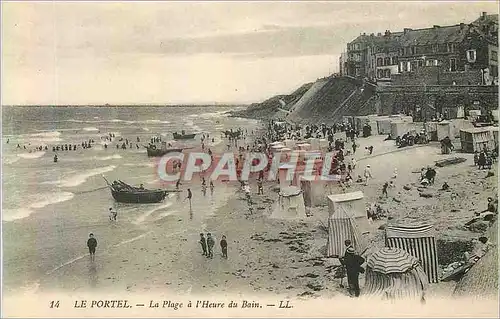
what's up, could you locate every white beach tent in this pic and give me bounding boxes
[271,186,307,219]
[326,191,368,257]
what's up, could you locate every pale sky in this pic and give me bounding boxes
[2,1,498,105]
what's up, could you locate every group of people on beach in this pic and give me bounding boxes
[199,233,228,259]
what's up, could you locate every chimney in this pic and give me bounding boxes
[363,32,366,36]
[370,33,374,37]
[377,32,382,36]
[404,28,412,34]
[385,30,391,36]
[482,11,487,19]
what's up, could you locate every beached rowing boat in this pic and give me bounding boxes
[173,132,196,140]
[145,145,184,157]
[102,177,179,203]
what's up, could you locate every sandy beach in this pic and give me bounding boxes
[34,135,497,301]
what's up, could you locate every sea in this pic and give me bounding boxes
[1,105,261,293]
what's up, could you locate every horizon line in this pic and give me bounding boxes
[1,103,252,107]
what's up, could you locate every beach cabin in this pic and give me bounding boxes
[327,191,366,219]
[377,117,392,135]
[424,122,438,141]
[390,121,409,139]
[301,174,341,207]
[283,139,296,149]
[278,163,297,187]
[326,191,368,257]
[319,139,329,153]
[271,186,307,219]
[296,143,311,151]
[307,138,320,150]
[459,127,495,153]
[488,126,499,147]
[270,144,285,154]
[450,119,474,138]
[436,121,452,141]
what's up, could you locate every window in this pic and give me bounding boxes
[449,58,457,72]
[447,43,455,52]
[467,49,477,63]
[492,50,498,62]
[385,69,391,78]
[432,45,438,53]
[426,59,432,67]
[391,56,398,65]
[418,60,424,67]
[407,61,412,72]
[411,46,416,55]
[384,57,391,65]
[377,58,383,66]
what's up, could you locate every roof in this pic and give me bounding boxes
[328,191,364,203]
[472,14,499,26]
[460,127,494,134]
[399,24,469,46]
[280,186,302,197]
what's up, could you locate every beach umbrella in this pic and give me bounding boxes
[367,247,420,274]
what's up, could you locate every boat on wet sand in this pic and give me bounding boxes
[103,177,179,203]
[173,131,196,140]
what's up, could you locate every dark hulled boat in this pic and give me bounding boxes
[103,178,169,203]
[146,146,184,157]
[173,131,196,140]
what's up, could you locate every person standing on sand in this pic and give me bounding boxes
[352,142,357,154]
[220,235,228,258]
[340,245,365,298]
[199,233,207,256]
[87,233,97,262]
[186,188,192,208]
[363,165,372,186]
[382,182,389,198]
[206,233,215,258]
[257,179,264,195]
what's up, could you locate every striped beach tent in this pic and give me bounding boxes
[326,204,367,258]
[365,247,429,300]
[385,224,439,283]
[326,192,368,257]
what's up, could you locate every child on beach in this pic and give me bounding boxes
[199,233,207,256]
[206,233,215,258]
[87,233,97,262]
[220,235,228,258]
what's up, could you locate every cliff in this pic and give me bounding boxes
[229,82,314,120]
[231,76,377,123]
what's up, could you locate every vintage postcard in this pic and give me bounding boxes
[1,1,499,317]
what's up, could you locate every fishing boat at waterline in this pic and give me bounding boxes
[173,131,196,140]
[103,177,179,203]
[144,141,192,157]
